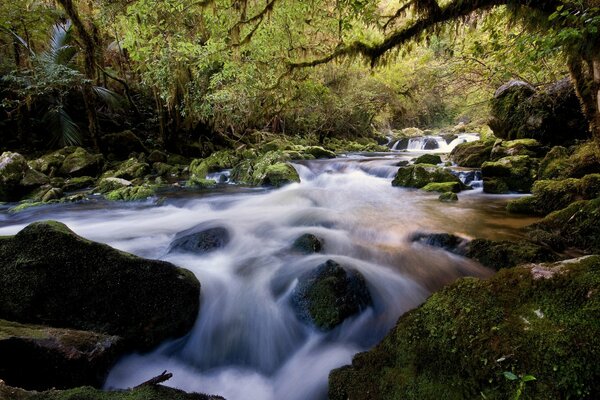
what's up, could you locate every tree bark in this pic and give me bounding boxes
[56,0,100,150]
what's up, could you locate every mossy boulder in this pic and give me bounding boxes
[438,192,458,202]
[507,174,600,216]
[489,78,589,145]
[95,177,131,193]
[482,155,538,193]
[0,319,121,390]
[421,182,462,193]
[0,221,200,350]
[100,130,147,160]
[413,154,442,165]
[537,146,571,179]
[108,158,150,181]
[392,165,464,190]
[230,151,300,187]
[527,198,600,253]
[490,139,545,161]
[59,148,104,178]
[105,185,156,201]
[0,152,49,201]
[303,146,336,159]
[152,162,179,177]
[0,382,225,400]
[290,260,372,330]
[292,233,324,254]
[329,256,600,400]
[449,140,494,167]
[189,151,240,180]
[63,176,95,192]
[464,238,557,270]
[169,225,231,254]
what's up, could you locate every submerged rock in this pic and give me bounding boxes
[0,221,200,350]
[290,260,372,330]
[410,232,469,253]
[438,192,458,202]
[169,225,231,254]
[329,256,600,400]
[292,233,324,254]
[0,319,121,390]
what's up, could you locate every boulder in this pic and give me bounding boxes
[230,151,300,187]
[169,225,231,254]
[96,177,132,193]
[63,176,95,192]
[392,164,465,190]
[59,147,104,177]
[527,197,600,253]
[153,162,179,177]
[0,152,49,201]
[105,185,157,201]
[303,146,336,159]
[109,158,150,181]
[489,78,589,145]
[290,260,372,330]
[490,139,545,161]
[0,221,200,350]
[187,151,240,186]
[464,238,557,270]
[537,146,571,179]
[292,233,324,254]
[329,256,600,400]
[413,154,442,165]
[100,130,147,159]
[147,149,168,163]
[482,155,538,193]
[0,319,121,390]
[449,140,494,167]
[421,182,462,193]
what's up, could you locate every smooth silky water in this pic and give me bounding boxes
[0,151,538,400]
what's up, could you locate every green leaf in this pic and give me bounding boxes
[522,375,536,382]
[503,371,518,381]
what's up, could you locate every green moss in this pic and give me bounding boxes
[0,221,200,350]
[450,140,494,168]
[230,151,299,186]
[438,192,458,202]
[482,155,538,193]
[0,319,49,341]
[329,256,600,400]
[188,150,240,182]
[105,185,156,201]
[422,182,461,193]
[303,146,336,159]
[59,148,104,178]
[538,146,570,180]
[185,177,217,188]
[414,154,442,165]
[392,165,463,189]
[465,239,556,270]
[490,139,543,161]
[15,385,224,400]
[528,198,600,253]
[107,159,150,181]
[63,176,95,192]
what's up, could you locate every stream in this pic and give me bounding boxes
[0,149,538,400]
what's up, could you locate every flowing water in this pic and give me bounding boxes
[0,151,537,400]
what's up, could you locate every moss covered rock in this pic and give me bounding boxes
[482,155,538,193]
[449,140,493,168]
[96,177,131,193]
[527,198,600,253]
[329,256,600,400]
[464,239,557,270]
[0,152,49,202]
[0,382,225,400]
[490,139,545,161]
[303,146,336,159]
[152,162,179,177]
[489,78,589,145]
[105,185,156,201]
[413,154,442,165]
[438,192,458,202]
[188,151,240,182]
[507,174,600,216]
[108,158,150,181]
[392,165,464,190]
[421,182,462,193]
[0,319,121,390]
[230,151,300,187]
[59,148,104,178]
[290,260,372,330]
[537,146,571,180]
[63,176,95,192]
[0,221,200,350]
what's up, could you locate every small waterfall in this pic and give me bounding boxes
[406,136,446,151]
[392,133,480,153]
[442,133,480,152]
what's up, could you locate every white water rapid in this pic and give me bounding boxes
[0,153,536,400]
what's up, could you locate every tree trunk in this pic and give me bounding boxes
[57,0,100,150]
[568,55,600,153]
